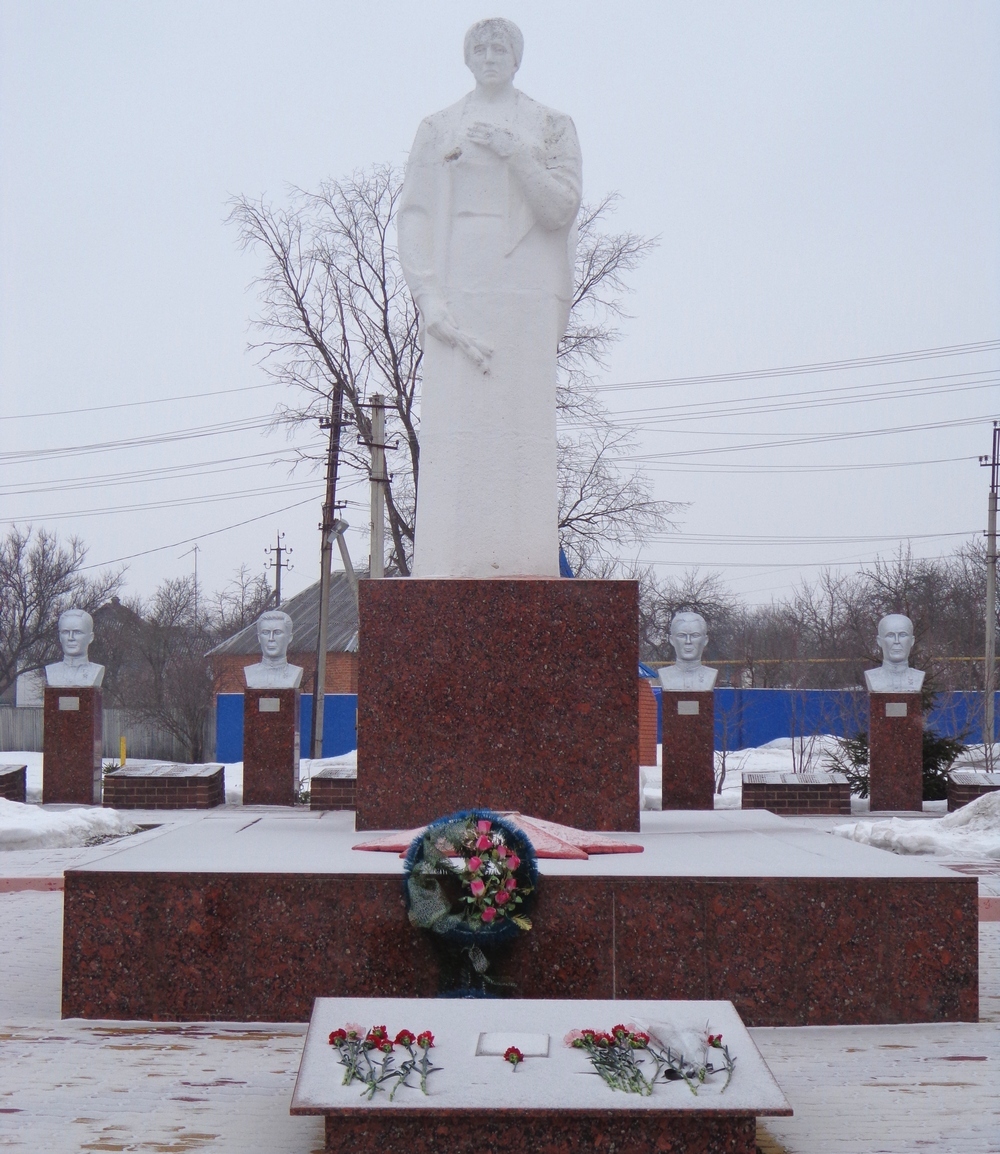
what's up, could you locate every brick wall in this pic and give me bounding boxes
[0,764,26,804]
[211,651,358,694]
[638,679,658,767]
[742,777,851,816]
[310,777,356,811]
[947,775,1000,812]
[103,768,225,810]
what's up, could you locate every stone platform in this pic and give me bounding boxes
[0,764,27,803]
[356,578,640,831]
[60,810,977,1027]
[102,761,225,810]
[291,997,791,1154]
[742,771,851,816]
[948,768,1000,812]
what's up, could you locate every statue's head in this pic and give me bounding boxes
[58,608,94,658]
[877,613,914,665]
[257,610,293,660]
[669,611,709,663]
[464,17,523,86]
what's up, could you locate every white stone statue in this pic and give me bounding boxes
[864,613,924,692]
[244,610,304,689]
[658,611,718,691]
[398,17,582,578]
[45,608,105,688]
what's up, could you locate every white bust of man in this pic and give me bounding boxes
[244,610,304,690]
[658,611,718,691]
[45,608,105,688]
[864,613,924,693]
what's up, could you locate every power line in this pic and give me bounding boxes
[593,338,1000,393]
[0,381,278,421]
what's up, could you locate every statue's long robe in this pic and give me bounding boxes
[398,89,582,578]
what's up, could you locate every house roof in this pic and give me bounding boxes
[207,571,359,656]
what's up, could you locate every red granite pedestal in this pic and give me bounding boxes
[0,764,27,803]
[356,578,640,832]
[869,692,923,811]
[42,687,102,805]
[660,690,715,809]
[243,688,299,806]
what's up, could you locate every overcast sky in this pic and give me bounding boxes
[1,1,998,607]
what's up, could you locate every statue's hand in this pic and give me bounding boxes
[466,121,518,159]
[420,297,493,372]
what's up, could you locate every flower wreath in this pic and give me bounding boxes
[403,809,538,948]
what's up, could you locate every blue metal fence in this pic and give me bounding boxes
[646,686,1000,750]
[215,693,358,762]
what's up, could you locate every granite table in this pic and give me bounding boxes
[291,996,791,1153]
[60,809,979,1026]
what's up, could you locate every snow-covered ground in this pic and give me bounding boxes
[0,799,138,851]
[838,790,1000,859]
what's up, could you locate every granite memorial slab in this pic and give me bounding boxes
[243,688,299,806]
[660,690,715,810]
[291,996,791,1154]
[42,686,102,805]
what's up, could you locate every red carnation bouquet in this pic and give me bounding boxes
[328,1023,439,1099]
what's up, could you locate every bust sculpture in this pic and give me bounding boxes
[244,610,304,689]
[658,611,718,691]
[398,17,582,578]
[45,608,105,688]
[864,613,924,693]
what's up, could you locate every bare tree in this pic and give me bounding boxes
[229,169,673,574]
[0,526,122,698]
[114,577,215,763]
[212,565,273,638]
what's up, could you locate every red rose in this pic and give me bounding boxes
[475,835,491,851]
[496,844,509,858]
[476,820,492,833]
[470,878,486,898]
[481,906,497,923]
[507,854,521,871]
[504,877,517,891]
[468,856,482,872]
[494,891,509,906]
[417,1031,434,1049]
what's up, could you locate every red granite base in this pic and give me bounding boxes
[660,691,715,809]
[869,693,923,811]
[61,870,977,1026]
[243,688,299,806]
[102,763,224,809]
[742,772,851,815]
[356,579,640,831]
[948,770,1000,812]
[321,1112,755,1154]
[0,764,27,803]
[42,687,102,805]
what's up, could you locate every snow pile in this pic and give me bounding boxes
[835,790,1000,858]
[0,799,139,851]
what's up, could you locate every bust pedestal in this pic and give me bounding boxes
[660,690,715,810]
[42,686,102,805]
[868,692,923,811]
[243,687,300,806]
[356,578,640,832]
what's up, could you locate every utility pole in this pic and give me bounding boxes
[311,381,347,760]
[981,421,1000,761]
[180,544,200,621]
[264,531,293,607]
[369,394,386,579]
